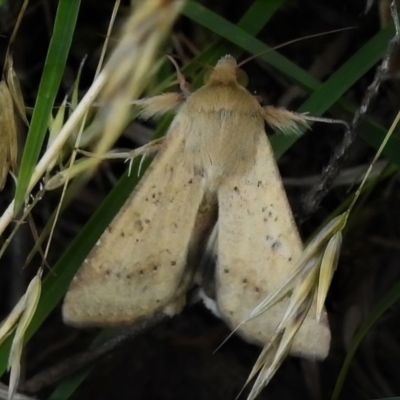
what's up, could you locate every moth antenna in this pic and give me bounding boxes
[166,54,191,97]
[237,27,355,68]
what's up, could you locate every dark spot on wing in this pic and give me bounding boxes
[194,166,204,177]
[171,261,176,266]
[153,266,159,272]
[105,270,111,277]
[139,270,144,276]
[272,241,281,250]
[234,186,239,193]
[242,278,247,284]
[144,219,150,224]
[120,231,125,237]
[257,181,262,187]
[224,269,229,274]
[135,220,144,232]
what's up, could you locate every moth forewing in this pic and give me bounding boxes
[63,127,210,327]
[216,131,330,358]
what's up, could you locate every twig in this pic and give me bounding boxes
[301,1,400,216]
[23,313,167,393]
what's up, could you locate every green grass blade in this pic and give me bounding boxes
[14,0,80,211]
[182,0,283,84]
[184,1,319,90]
[184,0,283,36]
[331,279,400,400]
[48,370,91,400]
[360,117,400,166]
[47,329,117,399]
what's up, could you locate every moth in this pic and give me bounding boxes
[63,55,330,362]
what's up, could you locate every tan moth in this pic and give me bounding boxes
[63,55,330,375]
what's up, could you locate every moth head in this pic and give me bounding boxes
[206,54,248,87]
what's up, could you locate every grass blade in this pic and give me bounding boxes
[14,1,80,211]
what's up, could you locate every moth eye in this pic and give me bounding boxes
[236,68,249,87]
